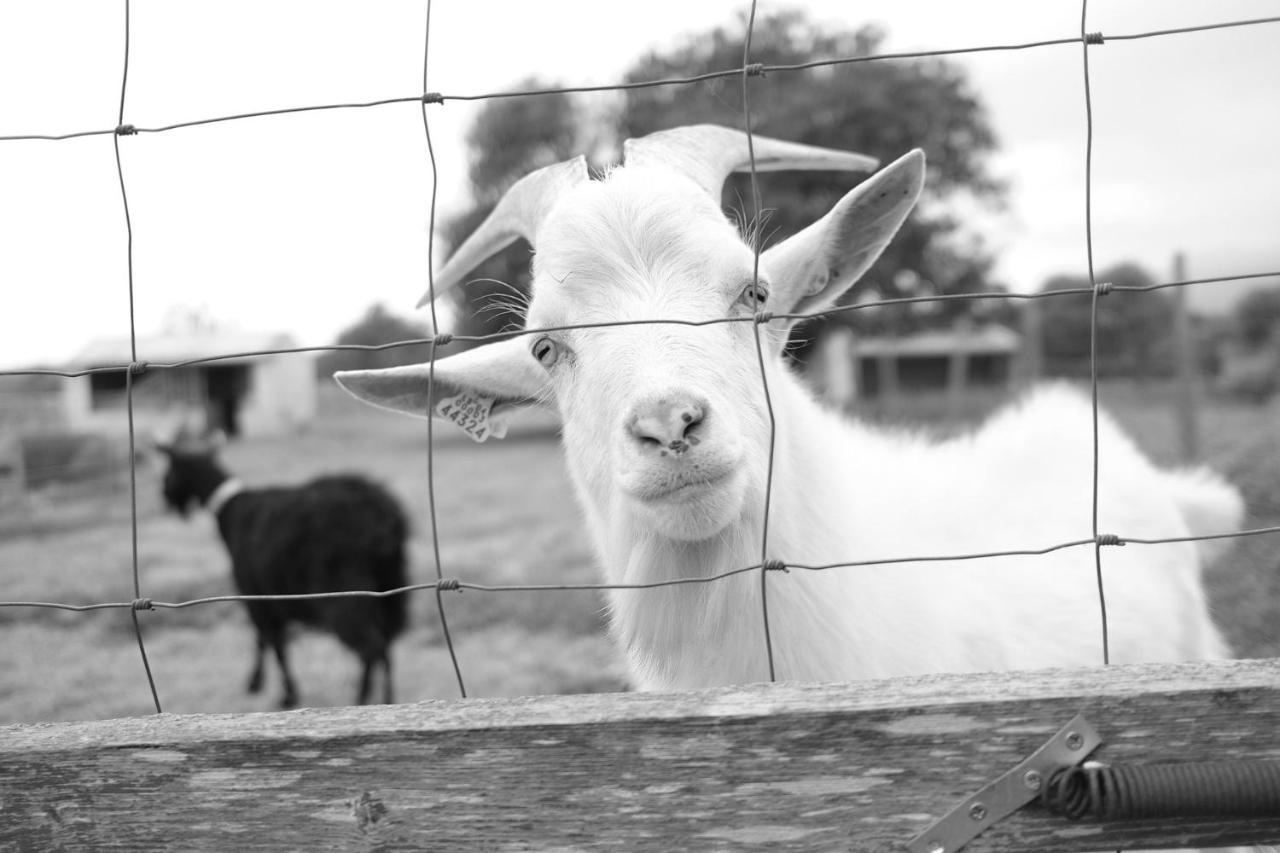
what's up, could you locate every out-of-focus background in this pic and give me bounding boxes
[1,1,1277,724]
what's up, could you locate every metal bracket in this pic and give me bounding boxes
[905,713,1103,853]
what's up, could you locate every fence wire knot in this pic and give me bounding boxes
[431,332,453,348]
[754,310,774,325]
[437,578,461,592]
[128,361,148,375]
[1095,533,1125,547]
[1085,31,1105,45]
[422,92,443,105]
[744,62,766,78]
[1094,280,1113,296]
[114,124,137,136]
[131,597,153,611]
[762,559,789,574]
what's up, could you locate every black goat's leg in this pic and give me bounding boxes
[272,639,299,709]
[246,635,267,694]
[356,656,374,705]
[382,651,394,705]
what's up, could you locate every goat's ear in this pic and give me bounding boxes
[762,149,924,324]
[333,336,548,442]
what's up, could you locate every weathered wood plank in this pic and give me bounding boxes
[2,659,1278,851]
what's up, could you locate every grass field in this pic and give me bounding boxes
[0,380,1276,725]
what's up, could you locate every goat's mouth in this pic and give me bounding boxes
[619,464,746,542]
[622,464,739,505]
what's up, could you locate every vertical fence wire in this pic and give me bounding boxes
[417,0,466,699]
[1079,0,1112,666]
[737,0,783,684]
[112,0,162,714]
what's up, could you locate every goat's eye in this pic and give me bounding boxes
[739,281,770,308]
[531,335,560,368]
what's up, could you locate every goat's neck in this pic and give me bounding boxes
[181,461,238,513]
[598,366,869,690]
[205,476,245,517]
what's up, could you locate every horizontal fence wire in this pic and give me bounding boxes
[0,3,1279,723]
[12,530,1280,615]
[2,16,1278,143]
[4,269,1280,379]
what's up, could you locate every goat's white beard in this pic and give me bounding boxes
[602,486,777,690]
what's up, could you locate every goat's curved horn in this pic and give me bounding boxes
[416,155,589,307]
[622,124,879,199]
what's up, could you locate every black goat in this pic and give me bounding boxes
[157,436,409,708]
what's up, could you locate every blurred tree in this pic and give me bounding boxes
[1036,262,1176,377]
[615,11,1010,358]
[439,79,581,344]
[316,303,434,376]
[1233,284,1280,348]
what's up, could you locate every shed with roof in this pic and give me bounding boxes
[65,330,315,438]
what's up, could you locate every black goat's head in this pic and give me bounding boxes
[154,432,226,518]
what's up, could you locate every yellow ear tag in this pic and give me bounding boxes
[434,391,502,442]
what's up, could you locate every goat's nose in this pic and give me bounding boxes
[627,394,707,454]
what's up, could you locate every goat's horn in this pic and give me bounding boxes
[416,155,589,307]
[623,124,879,199]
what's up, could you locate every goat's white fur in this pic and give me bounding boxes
[337,126,1241,693]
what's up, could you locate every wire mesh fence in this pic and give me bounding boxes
[1,0,1278,716]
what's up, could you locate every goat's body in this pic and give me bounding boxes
[337,126,1247,853]
[218,476,408,632]
[215,475,409,706]
[334,125,1239,699]
[604,376,1236,692]
[220,477,406,635]
[159,440,410,708]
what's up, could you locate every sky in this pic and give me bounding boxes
[0,0,1277,369]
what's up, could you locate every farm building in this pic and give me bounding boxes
[64,330,316,439]
[811,320,1029,417]
[1215,338,1280,402]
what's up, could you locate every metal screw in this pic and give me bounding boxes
[968,803,988,822]
[1024,769,1043,791]
[1065,731,1084,750]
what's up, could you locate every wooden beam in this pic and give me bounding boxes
[2,659,1279,851]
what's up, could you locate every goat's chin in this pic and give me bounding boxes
[623,471,748,542]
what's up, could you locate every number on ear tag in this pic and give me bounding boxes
[435,391,497,442]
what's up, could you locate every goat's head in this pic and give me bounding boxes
[154,431,225,518]
[337,125,923,543]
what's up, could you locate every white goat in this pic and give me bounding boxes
[337,124,1242,693]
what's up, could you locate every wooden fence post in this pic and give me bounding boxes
[1171,251,1202,462]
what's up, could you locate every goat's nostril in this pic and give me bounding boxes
[681,413,706,450]
[678,404,705,436]
[628,396,709,450]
